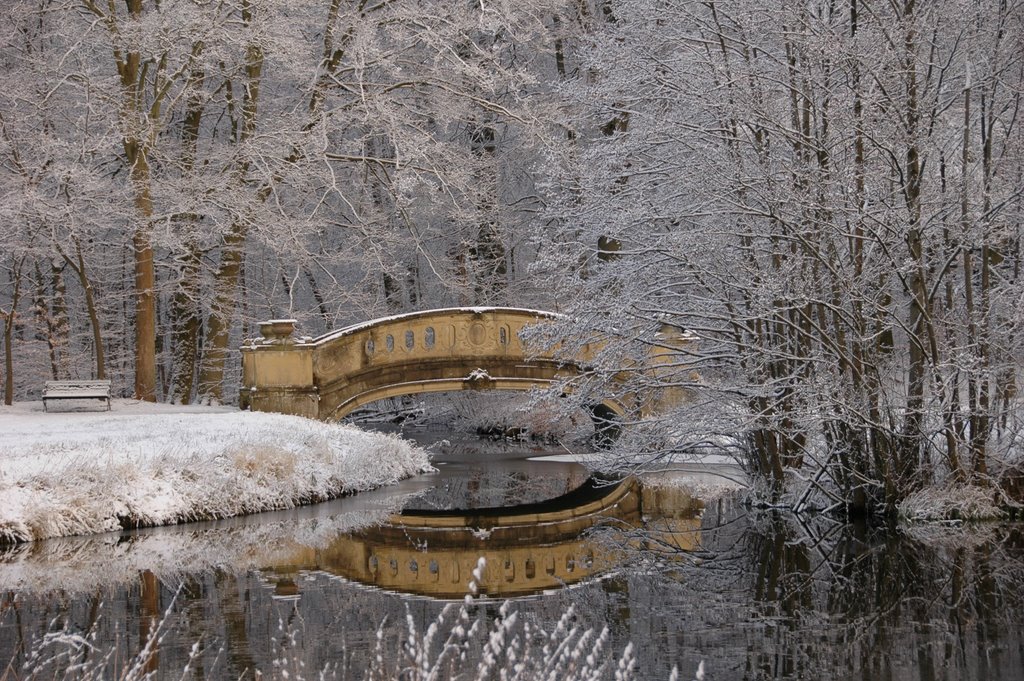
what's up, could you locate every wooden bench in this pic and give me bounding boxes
[42,380,112,412]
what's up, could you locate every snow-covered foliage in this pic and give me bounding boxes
[899,485,1007,524]
[638,469,745,508]
[10,557,684,681]
[447,392,593,442]
[0,0,576,406]
[404,597,630,681]
[532,0,1024,515]
[0,401,432,544]
[2,0,1021,523]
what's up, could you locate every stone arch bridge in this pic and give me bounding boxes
[240,307,690,421]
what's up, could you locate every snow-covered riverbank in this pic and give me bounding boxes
[0,400,433,544]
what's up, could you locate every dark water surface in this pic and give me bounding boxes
[2,428,1024,680]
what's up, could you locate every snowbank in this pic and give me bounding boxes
[0,400,433,544]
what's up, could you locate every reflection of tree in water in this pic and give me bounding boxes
[401,435,590,510]
[584,506,1024,681]
[404,469,588,510]
[8,473,1024,679]
[813,523,1024,680]
[5,497,1024,679]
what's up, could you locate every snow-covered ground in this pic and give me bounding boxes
[0,400,433,544]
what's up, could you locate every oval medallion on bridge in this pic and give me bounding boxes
[469,321,487,346]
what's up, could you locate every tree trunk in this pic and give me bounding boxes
[54,239,106,380]
[131,159,157,401]
[197,220,248,404]
[196,20,264,404]
[80,247,106,381]
[32,262,63,380]
[171,242,203,404]
[2,256,26,405]
[107,0,157,401]
[900,0,927,500]
[170,64,207,405]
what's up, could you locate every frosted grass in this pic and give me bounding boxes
[0,402,432,544]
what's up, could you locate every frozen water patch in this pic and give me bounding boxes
[528,451,747,502]
[0,400,433,544]
[528,452,740,466]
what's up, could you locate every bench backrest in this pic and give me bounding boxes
[43,380,112,397]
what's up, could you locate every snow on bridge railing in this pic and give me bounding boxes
[307,306,565,346]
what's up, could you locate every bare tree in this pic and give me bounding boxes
[1,0,574,405]
[536,0,1024,514]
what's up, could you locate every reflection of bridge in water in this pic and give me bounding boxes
[263,477,703,600]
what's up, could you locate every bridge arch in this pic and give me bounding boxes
[240,307,688,422]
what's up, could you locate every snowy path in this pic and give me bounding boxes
[0,400,432,544]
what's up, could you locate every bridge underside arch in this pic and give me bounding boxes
[326,376,555,421]
[320,358,625,423]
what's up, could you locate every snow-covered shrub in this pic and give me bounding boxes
[899,485,1006,523]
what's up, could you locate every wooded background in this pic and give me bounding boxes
[2,0,1021,512]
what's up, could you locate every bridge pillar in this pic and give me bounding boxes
[240,320,319,418]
